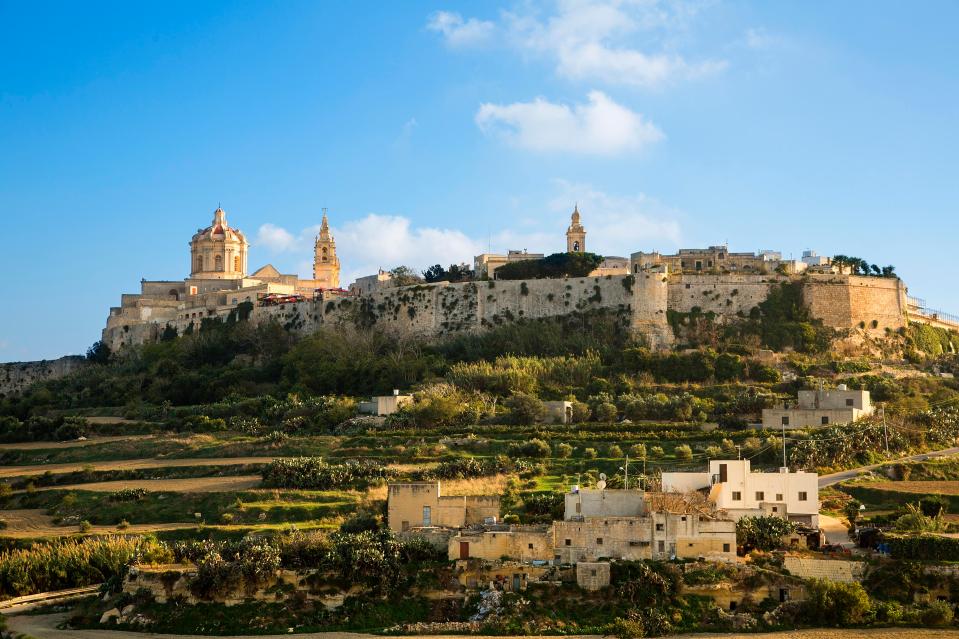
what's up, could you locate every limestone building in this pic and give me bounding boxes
[761,385,873,430]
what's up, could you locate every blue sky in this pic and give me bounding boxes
[1,1,957,361]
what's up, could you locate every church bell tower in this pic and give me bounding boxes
[313,209,340,289]
[566,204,586,253]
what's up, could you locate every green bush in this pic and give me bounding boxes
[736,515,796,551]
[507,438,551,458]
[801,578,871,626]
[884,533,959,561]
[261,458,394,489]
[674,444,693,461]
[595,402,618,423]
[555,442,573,458]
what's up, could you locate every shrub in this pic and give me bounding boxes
[505,392,547,425]
[571,400,591,423]
[802,578,871,626]
[261,458,394,489]
[584,448,598,459]
[608,445,624,458]
[629,444,647,460]
[650,446,664,458]
[922,600,955,626]
[555,442,573,458]
[674,444,693,461]
[608,616,645,638]
[494,252,604,280]
[595,402,618,423]
[507,438,551,458]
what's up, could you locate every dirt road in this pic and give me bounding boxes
[33,475,263,494]
[0,509,190,538]
[817,513,851,546]
[0,457,288,479]
[0,436,155,451]
[6,613,959,639]
[819,446,959,488]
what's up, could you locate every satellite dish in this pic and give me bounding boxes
[596,480,607,490]
[599,473,607,481]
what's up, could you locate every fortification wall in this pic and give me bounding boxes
[0,356,87,397]
[667,273,783,318]
[101,271,912,353]
[803,274,905,332]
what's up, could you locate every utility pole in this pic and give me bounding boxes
[736,445,742,460]
[782,418,787,468]
[882,406,889,455]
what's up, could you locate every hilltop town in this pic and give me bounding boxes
[1,206,959,637]
[98,205,955,357]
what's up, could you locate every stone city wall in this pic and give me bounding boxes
[101,272,912,353]
[0,355,87,397]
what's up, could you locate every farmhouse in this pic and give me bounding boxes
[762,385,873,430]
[662,459,820,527]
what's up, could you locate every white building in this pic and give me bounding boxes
[662,460,819,527]
[357,392,413,416]
[762,385,873,430]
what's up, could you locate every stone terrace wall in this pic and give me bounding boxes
[0,356,87,398]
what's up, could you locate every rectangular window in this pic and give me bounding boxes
[596,537,603,545]
[655,523,664,531]
[782,416,790,426]
[821,416,829,425]
[723,543,731,552]
[732,491,742,501]
[776,493,783,501]
[756,491,765,501]
[719,463,728,483]
[422,506,431,527]
[658,541,665,553]
[575,502,581,513]
[565,539,571,546]
[528,543,534,550]
[846,398,854,406]
[799,491,808,501]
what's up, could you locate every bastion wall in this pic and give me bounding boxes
[99,272,909,355]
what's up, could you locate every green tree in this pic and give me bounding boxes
[595,402,618,423]
[505,392,547,425]
[556,442,573,458]
[674,444,693,461]
[629,443,647,460]
[736,515,797,551]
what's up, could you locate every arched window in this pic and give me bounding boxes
[215,255,223,271]
[321,247,328,262]
[573,241,580,252]
[234,255,241,272]
[196,257,204,272]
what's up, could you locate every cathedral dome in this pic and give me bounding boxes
[189,207,249,280]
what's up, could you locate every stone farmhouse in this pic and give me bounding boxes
[761,385,874,430]
[100,203,955,354]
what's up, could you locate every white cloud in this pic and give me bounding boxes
[426,11,496,47]
[475,90,662,155]
[255,223,297,253]
[429,1,726,89]
[252,182,683,285]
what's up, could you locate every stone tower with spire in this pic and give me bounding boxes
[313,209,341,289]
[566,205,586,253]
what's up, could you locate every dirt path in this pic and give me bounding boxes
[0,457,289,479]
[818,513,851,547]
[34,475,263,493]
[0,509,191,538]
[0,436,155,451]
[7,613,959,639]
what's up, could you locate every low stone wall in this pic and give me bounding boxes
[123,564,360,608]
[782,556,866,583]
